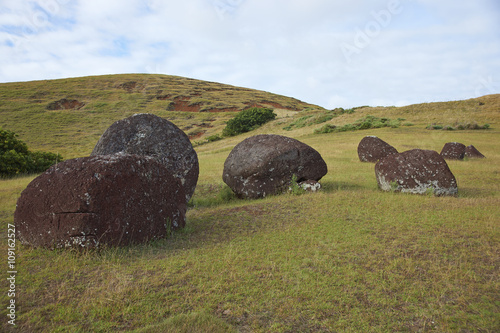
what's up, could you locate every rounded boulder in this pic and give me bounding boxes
[91,113,198,203]
[223,134,327,199]
[357,136,398,162]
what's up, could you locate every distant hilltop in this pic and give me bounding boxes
[0,73,321,113]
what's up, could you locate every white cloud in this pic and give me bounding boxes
[0,0,499,108]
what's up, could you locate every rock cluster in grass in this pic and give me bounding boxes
[375,149,458,196]
[14,113,198,249]
[14,154,186,249]
[223,134,327,199]
[91,113,199,203]
[440,142,486,160]
[357,135,398,162]
[360,136,487,196]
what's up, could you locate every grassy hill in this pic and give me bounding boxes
[0,75,499,332]
[0,74,321,158]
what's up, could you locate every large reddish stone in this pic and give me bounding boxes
[223,134,327,199]
[357,136,398,162]
[440,142,466,160]
[375,149,458,196]
[91,113,198,203]
[14,154,186,249]
[465,145,485,158]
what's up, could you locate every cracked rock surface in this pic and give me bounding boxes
[14,154,186,248]
[91,113,198,203]
[223,134,327,199]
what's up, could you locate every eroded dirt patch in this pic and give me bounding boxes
[47,98,85,110]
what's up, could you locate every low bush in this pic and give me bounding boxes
[283,113,339,131]
[284,106,370,131]
[283,115,314,131]
[288,174,306,196]
[332,107,358,114]
[426,124,443,130]
[311,114,335,124]
[0,128,63,177]
[206,134,223,142]
[314,115,404,134]
[426,122,490,131]
[222,108,276,136]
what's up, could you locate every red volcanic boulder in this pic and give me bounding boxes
[375,149,458,196]
[14,154,186,249]
[223,134,327,199]
[91,113,198,203]
[465,145,485,158]
[440,142,466,160]
[357,136,398,162]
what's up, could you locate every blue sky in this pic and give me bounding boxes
[0,0,499,108]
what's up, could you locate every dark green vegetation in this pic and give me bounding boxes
[0,75,499,332]
[314,115,407,134]
[426,122,490,131]
[222,107,276,137]
[283,107,359,131]
[0,128,62,177]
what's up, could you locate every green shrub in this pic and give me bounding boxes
[314,124,337,134]
[289,174,306,195]
[331,107,359,115]
[311,113,335,124]
[426,122,490,131]
[426,124,443,130]
[283,113,336,131]
[283,115,313,131]
[388,119,401,128]
[0,128,29,155]
[0,128,63,177]
[222,107,276,136]
[206,134,222,142]
[314,115,401,134]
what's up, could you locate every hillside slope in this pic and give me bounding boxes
[0,74,321,158]
[0,73,499,160]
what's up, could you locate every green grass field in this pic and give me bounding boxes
[0,75,499,332]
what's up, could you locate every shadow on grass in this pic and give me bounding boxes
[457,186,497,198]
[19,179,368,262]
[320,180,366,192]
